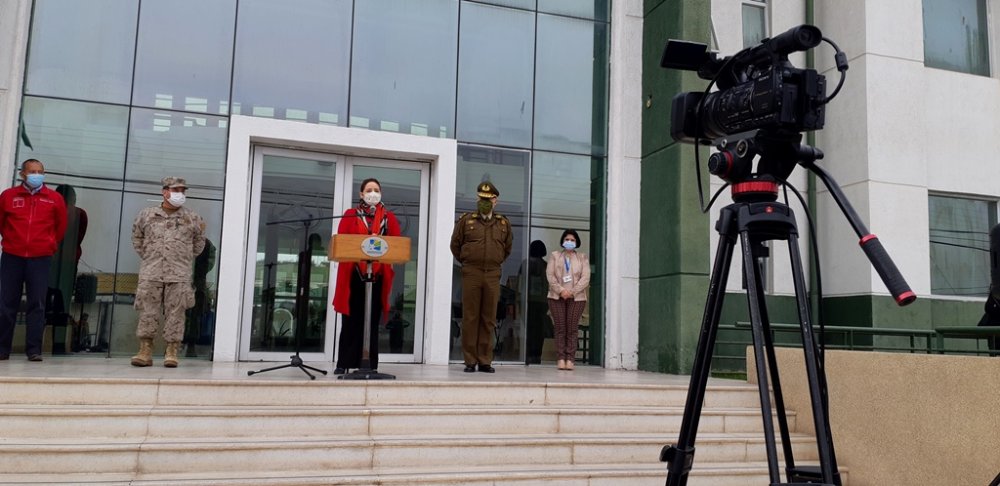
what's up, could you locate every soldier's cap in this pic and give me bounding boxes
[161,177,188,189]
[476,181,499,199]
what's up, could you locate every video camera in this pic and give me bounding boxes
[662,25,831,144]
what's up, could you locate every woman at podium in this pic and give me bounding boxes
[332,178,401,374]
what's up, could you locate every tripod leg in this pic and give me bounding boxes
[247,363,295,376]
[739,232,782,484]
[663,208,738,486]
[788,234,842,485]
[748,245,798,479]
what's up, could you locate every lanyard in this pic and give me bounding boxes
[564,254,571,273]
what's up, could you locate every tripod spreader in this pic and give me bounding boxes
[801,160,916,305]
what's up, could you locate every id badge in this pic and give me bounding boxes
[562,275,573,283]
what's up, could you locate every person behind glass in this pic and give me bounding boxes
[546,229,590,370]
[522,240,549,364]
[332,178,400,375]
[0,159,67,361]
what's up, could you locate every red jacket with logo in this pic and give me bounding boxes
[0,184,68,258]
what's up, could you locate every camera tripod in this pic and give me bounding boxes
[662,183,838,485]
[662,157,915,485]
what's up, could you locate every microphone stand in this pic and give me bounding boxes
[339,257,396,380]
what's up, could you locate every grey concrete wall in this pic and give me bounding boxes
[750,348,1000,485]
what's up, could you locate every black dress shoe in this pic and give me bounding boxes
[0,354,9,361]
[333,367,346,375]
[478,364,495,373]
[463,365,476,373]
[27,354,43,362]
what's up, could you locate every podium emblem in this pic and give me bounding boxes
[361,236,389,258]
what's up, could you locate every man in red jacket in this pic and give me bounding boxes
[0,159,67,361]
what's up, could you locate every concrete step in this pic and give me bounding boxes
[0,377,763,408]
[0,462,847,486]
[0,404,797,439]
[0,433,822,476]
[0,375,839,485]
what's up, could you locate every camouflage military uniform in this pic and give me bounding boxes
[132,205,206,343]
[450,207,512,368]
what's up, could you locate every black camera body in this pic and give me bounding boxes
[663,25,827,144]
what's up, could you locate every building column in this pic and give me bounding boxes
[0,0,32,187]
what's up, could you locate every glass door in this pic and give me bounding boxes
[240,149,428,363]
[241,148,344,361]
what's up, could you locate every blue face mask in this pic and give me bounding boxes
[25,173,44,189]
[562,240,577,250]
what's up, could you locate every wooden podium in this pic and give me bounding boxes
[329,233,411,380]
[329,234,411,264]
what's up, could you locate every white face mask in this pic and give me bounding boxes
[168,192,186,207]
[363,191,381,206]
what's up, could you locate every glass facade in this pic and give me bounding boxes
[15,0,609,363]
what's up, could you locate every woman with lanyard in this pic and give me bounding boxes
[332,178,401,375]
[545,229,591,370]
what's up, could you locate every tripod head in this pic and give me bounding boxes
[707,130,824,203]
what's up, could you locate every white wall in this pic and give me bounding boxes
[0,0,31,190]
[604,0,644,369]
[815,0,1000,300]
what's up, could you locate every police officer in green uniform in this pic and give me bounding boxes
[450,181,512,373]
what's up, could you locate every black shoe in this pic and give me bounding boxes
[0,354,9,361]
[334,367,346,375]
[463,365,476,373]
[27,354,43,362]
[478,364,495,373]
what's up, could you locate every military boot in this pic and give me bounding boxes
[130,338,153,367]
[163,342,180,368]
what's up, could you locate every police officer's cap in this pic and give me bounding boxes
[476,181,499,199]
[162,177,188,189]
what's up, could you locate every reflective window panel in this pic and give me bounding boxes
[232,0,353,124]
[24,0,138,104]
[110,191,223,357]
[742,2,767,48]
[456,2,534,148]
[922,0,990,76]
[132,0,237,114]
[17,97,128,191]
[351,165,424,356]
[533,14,609,155]
[350,0,458,138]
[124,108,229,191]
[928,195,995,296]
[250,155,337,354]
[450,145,529,363]
[537,0,608,21]
[38,186,125,356]
[528,151,593,363]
